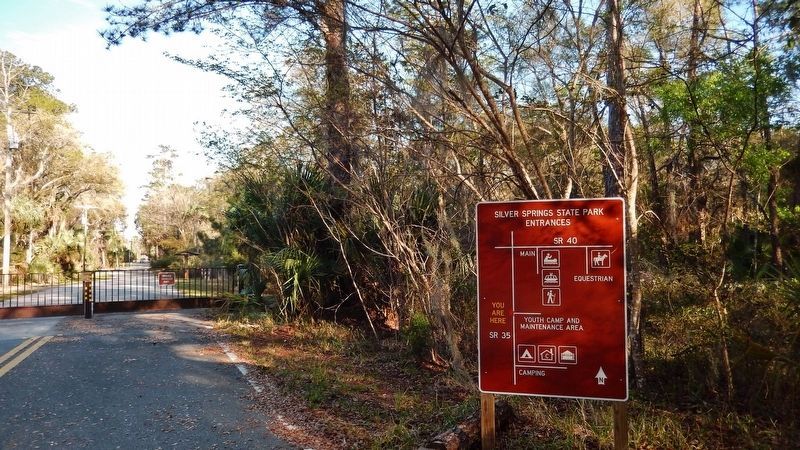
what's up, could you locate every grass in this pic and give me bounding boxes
[496,396,783,449]
[215,311,790,449]
[174,278,231,297]
[216,312,476,449]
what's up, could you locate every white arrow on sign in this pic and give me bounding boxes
[595,367,607,385]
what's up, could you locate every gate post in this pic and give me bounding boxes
[82,272,93,319]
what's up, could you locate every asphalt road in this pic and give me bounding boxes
[0,310,292,449]
[0,316,63,359]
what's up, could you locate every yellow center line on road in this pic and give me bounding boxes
[0,336,53,378]
[0,336,39,366]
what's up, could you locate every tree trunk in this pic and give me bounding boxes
[605,0,626,199]
[665,163,678,246]
[687,0,708,246]
[752,0,784,270]
[606,0,644,388]
[768,168,783,269]
[657,52,678,248]
[2,146,12,283]
[625,125,644,390]
[421,400,514,450]
[25,229,34,265]
[712,264,734,402]
[319,0,355,186]
[641,109,672,267]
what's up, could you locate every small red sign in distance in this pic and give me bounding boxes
[476,198,628,401]
[158,272,176,286]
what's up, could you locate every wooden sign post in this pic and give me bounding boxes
[480,393,495,450]
[613,402,628,450]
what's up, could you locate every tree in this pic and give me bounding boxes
[604,0,644,387]
[762,0,800,48]
[136,146,214,259]
[102,0,357,186]
[2,50,126,275]
[1,50,72,278]
[23,148,125,273]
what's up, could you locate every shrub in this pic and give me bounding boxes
[403,311,432,360]
[150,255,179,269]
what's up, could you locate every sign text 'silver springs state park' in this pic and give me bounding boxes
[476,198,628,401]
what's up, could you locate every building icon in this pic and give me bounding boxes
[558,346,578,365]
[538,345,556,363]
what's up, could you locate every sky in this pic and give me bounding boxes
[0,0,237,238]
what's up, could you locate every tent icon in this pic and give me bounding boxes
[517,345,537,364]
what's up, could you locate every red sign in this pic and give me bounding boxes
[477,198,627,401]
[158,272,176,286]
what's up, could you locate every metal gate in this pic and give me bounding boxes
[0,265,236,319]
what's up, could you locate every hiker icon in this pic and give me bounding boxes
[542,288,561,306]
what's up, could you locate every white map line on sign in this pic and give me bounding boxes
[494,244,614,249]
[516,365,568,370]
[503,232,616,385]
[495,243,614,274]
[510,231,517,386]
[511,231,516,311]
